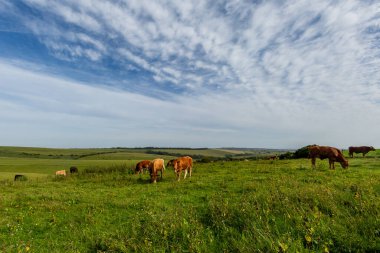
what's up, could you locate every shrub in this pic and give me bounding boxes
[279,152,293,160]
[293,146,310,159]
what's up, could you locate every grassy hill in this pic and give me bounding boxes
[0,146,378,252]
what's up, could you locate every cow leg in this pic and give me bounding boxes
[189,167,192,177]
[311,158,316,169]
[329,160,335,170]
[177,171,181,181]
[184,169,188,179]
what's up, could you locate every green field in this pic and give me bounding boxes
[0,147,379,252]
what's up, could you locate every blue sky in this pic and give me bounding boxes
[0,0,379,148]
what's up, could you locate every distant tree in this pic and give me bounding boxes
[278,152,293,160]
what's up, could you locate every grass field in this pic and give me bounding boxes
[0,147,379,252]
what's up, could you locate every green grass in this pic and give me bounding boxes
[0,147,379,252]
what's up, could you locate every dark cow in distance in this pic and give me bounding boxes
[348,146,375,158]
[135,160,150,174]
[70,166,78,174]
[149,158,165,183]
[267,155,278,160]
[166,159,176,168]
[173,156,193,181]
[14,174,26,181]
[308,145,348,169]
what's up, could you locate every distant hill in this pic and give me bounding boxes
[220,147,294,152]
[0,146,289,161]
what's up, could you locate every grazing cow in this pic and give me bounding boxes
[173,156,193,181]
[55,170,66,176]
[308,145,348,169]
[14,174,25,181]
[348,146,375,158]
[267,155,278,160]
[166,159,176,168]
[149,159,165,183]
[70,166,78,174]
[135,160,150,174]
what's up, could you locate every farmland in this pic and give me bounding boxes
[0,146,379,252]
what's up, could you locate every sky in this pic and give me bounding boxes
[0,0,379,149]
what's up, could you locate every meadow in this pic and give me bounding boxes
[0,147,379,252]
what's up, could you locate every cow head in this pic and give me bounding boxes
[166,159,175,168]
[150,171,157,183]
[370,146,376,151]
[340,159,349,169]
[148,163,157,183]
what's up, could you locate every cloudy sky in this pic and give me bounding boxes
[0,0,379,149]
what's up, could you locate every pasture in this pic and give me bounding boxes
[0,147,379,252]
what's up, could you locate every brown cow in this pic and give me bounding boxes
[173,156,193,181]
[348,146,375,158]
[55,170,67,176]
[308,145,348,169]
[267,155,278,160]
[149,158,165,183]
[135,160,150,174]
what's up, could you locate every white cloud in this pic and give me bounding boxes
[1,1,380,148]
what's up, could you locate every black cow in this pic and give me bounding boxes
[14,174,26,181]
[70,166,78,174]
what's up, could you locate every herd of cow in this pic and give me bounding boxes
[48,146,376,183]
[135,156,193,183]
[52,156,194,184]
[308,145,376,169]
